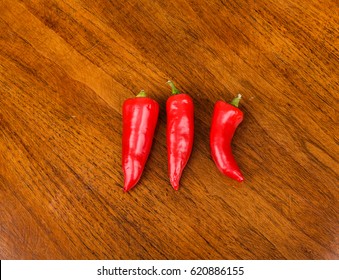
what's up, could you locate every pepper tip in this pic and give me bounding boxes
[233,171,244,182]
[171,182,180,191]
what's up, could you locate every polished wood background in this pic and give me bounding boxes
[0,0,338,260]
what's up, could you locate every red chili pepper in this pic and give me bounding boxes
[122,90,159,192]
[166,81,194,190]
[210,94,244,182]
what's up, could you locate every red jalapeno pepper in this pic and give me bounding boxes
[166,81,194,190]
[210,94,244,182]
[122,90,159,192]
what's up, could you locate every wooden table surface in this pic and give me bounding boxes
[0,0,338,260]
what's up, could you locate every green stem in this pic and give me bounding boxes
[167,80,181,94]
[230,94,242,107]
[136,90,147,97]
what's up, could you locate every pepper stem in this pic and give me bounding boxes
[136,90,147,97]
[167,80,181,94]
[230,94,242,107]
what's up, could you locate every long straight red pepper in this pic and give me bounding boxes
[166,81,194,190]
[122,90,159,192]
[210,94,244,182]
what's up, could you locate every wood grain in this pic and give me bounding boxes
[0,0,338,259]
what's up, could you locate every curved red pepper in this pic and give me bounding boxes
[122,90,159,192]
[166,81,194,190]
[210,94,244,182]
